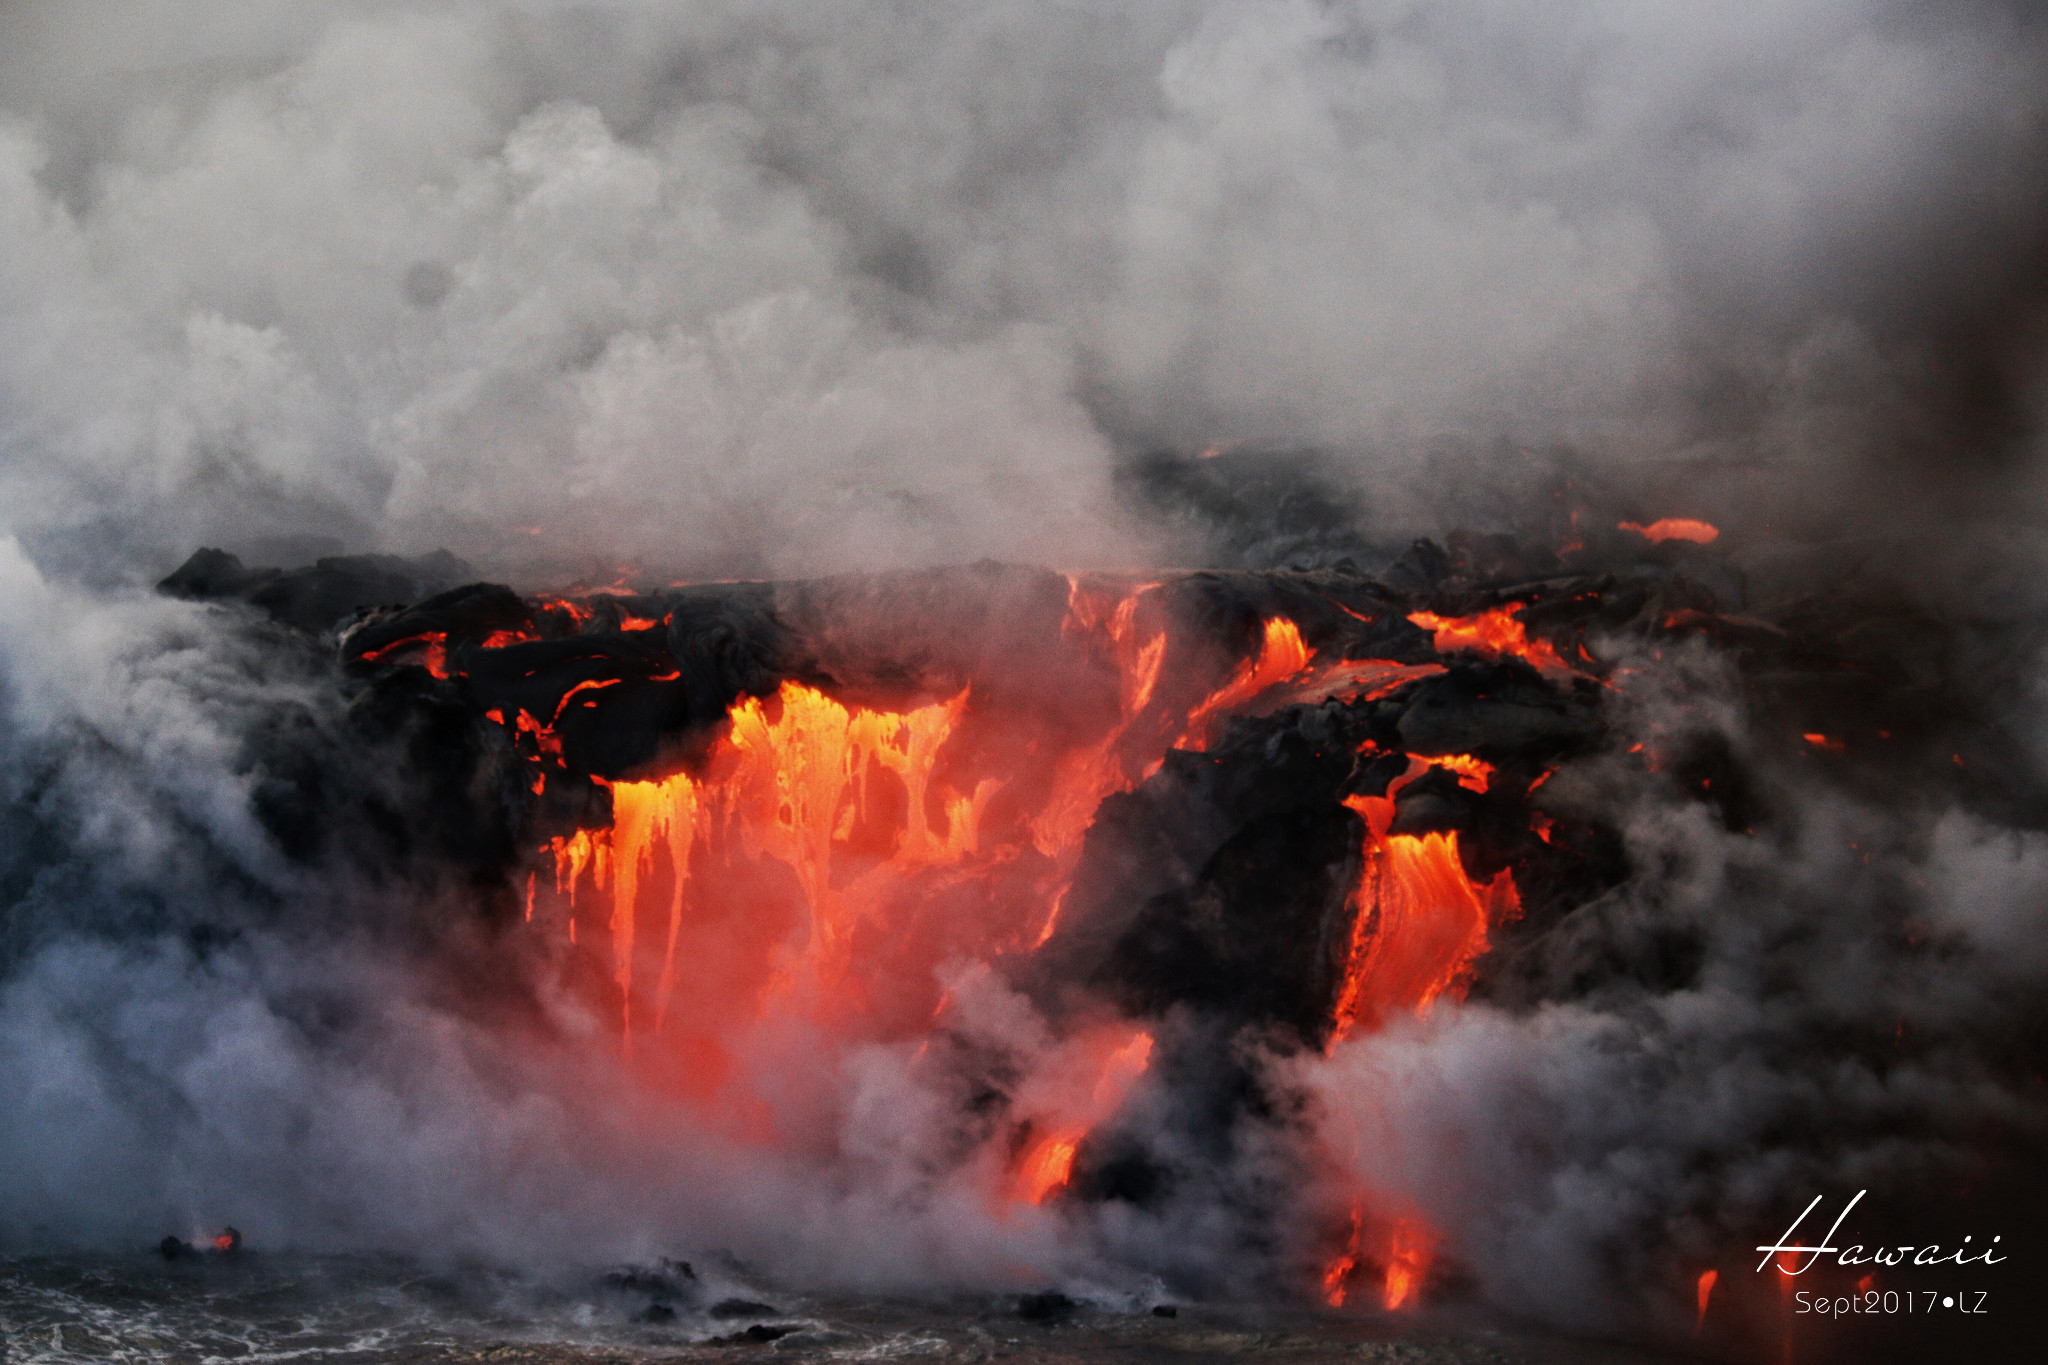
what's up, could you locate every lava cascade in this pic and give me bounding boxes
[335,564,1578,1305]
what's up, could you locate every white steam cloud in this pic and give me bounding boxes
[4,1,2041,578]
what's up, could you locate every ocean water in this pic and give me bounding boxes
[0,1251,1683,1364]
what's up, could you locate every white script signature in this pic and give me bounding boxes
[1756,1190,2007,1273]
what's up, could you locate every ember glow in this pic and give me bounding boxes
[1380,1218,1433,1311]
[1618,518,1720,545]
[1406,608,1568,673]
[1323,1209,1363,1308]
[1321,1208,1435,1313]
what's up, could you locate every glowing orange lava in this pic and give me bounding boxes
[1008,1028,1154,1206]
[1430,753,1493,792]
[1619,518,1719,544]
[1695,1268,1718,1336]
[544,682,993,1052]
[1407,608,1567,673]
[1027,580,1166,865]
[358,631,451,678]
[1015,1130,1083,1205]
[1381,1218,1433,1310]
[607,772,701,1048]
[1322,1208,1436,1312]
[1327,755,1522,1046]
[485,581,1534,1306]
[1329,828,1518,1042]
[1324,1208,1363,1307]
[1178,617,1314,749]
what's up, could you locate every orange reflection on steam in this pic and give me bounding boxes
[1381,1218,1433,1310]
[1324,1207,1363,1307]
[1322,1208,1437,1312]
[1009,1029,1154,1206]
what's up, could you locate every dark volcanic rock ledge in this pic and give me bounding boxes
[154,537,2046,1019]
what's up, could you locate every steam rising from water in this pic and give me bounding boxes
[2,1,2046,1353]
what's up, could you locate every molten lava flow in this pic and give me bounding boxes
[1619,517,1719,544]
[1322,1208,1437,1311]
[545,681,994,1052]
[1695,1268,1718,1336]
[553,677,623,723]
[1328,756,1522,1046]
[1259,658,1447,712]
[1775,1249,1799,1365]
[531,589,1368,1062]
[1330,831,1517,1039]
[1407,607,1567,673]
[1015,1129,1083,1205]
[1381,1218,1433,1310]
[1324,1207,1363,1307]
[358,631,451,678]
[1430,753,1493,792]
[533,595,595,627]
[487,580,1525,1306]
[1027,606,1326,941]
[548,828,607,905]
[1178,617,1314,749]
[1059,575,1168,716]
[607,772,701,1048]
[1027,579,1167,869]
[1009,1028,1154,1206]
[721,683,989,984]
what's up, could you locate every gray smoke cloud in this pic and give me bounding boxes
[2,1,2047,1355]
[3,1,2042,580]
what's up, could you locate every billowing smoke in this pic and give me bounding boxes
[2,2,2046,1360]
[4,0,2042,578]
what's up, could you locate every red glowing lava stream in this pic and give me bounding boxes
[468,584,1561,1307]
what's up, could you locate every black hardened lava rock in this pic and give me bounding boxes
[1037,654,1609,1049]
[160,548,472,634]
[160,532,2030,1067]
[1016,1290,1080,1322]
